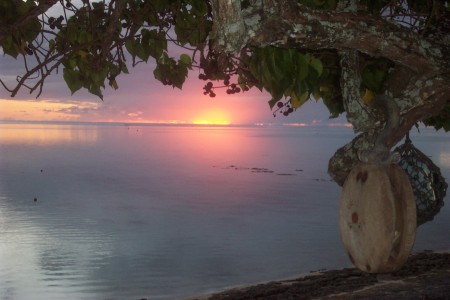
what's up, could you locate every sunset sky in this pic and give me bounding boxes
[0,52,342,126]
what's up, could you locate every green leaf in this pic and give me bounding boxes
[267,47,285,82]
[443,119,450,131]
[91,67,107,87]
[63,57,77,69]
[152,0,171,10]
[119,60,129,74]
[135,42,149,62]
[1,35,19,58]
[172,65,189,89]
[92,1,105,10]
[191,0,208,15]
[88,84,103,100]
[268,98,278,109]
[49,39,56,50]
[326,0,337,8]
[322,93,344,118]
[66,26,78,43]
[63,68,83,94]
[296,53,309,83]
[362,64,387,93]
[153,66,162,82]
[310,57,323,76]
[125,40,136,57]
[179,54,192,66]
[141,29,167,60]
[311,86,321,101]
[153,53,189,89]
[290,90,309,109]
[173,3,211,47]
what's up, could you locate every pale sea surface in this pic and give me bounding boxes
[0,123,449,300]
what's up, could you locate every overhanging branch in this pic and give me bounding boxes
[387,76,450,148]
[211,0,445,74]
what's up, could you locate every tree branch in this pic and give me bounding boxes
[10,51,64,97]
[211,0,446,74]
[387,75,450,148]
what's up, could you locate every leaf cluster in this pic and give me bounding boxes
[242,46,343,117]
[0,0,40,57]
[1,0,211,99]
[423,103,450,131]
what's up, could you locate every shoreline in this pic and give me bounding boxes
[188,251,450,300]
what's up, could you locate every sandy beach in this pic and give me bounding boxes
[189,251,450,299]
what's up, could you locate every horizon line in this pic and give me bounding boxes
[0,119,352,128]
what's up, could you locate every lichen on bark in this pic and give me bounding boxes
[339,50,375,132]
[210,0,248,52]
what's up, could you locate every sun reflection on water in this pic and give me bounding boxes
[0,124,98,145]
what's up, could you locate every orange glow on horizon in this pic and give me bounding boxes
[0,67,273,124]
[0,99,98,121]
[0,84,272,124]
[191,109,231,125]
[1,97,243,125]
[192,120,230,125]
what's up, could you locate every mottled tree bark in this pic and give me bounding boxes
[210,0,447,71]
[209,0,247,53]
[336,0,374,133]
[338,49,375,132]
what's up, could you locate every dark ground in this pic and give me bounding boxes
[191,251,450,300]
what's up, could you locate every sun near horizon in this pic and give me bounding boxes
[0,98,237,125]
[191,109,231,125]
[0,79,269,125]
[0,58,330,126]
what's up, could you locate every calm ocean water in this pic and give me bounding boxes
[0,123,449,300]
